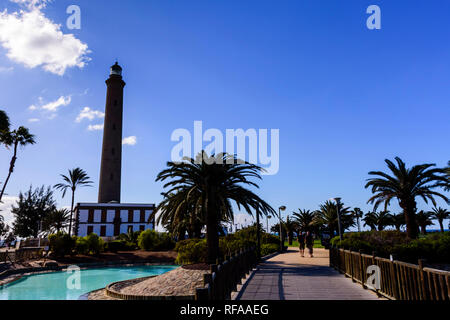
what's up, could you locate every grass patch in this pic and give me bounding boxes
[284,239,324,249]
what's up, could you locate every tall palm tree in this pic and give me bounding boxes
[283,215,298,245]
[154,152,276,263]
[365,157,448,239]
[293,209,314,232]
[351,207,364,232]
[415,210,433,235]
[362,211,393,231]
[313,200,354,237]
[54,168,93,236]
[429,207,449,233]
[0,126,36,203]
[43,208,70,234]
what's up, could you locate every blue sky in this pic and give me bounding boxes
[0,0,449,231]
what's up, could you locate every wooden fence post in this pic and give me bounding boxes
[389,254,399,300]
[359,250,364,287]
[418,259,428,301]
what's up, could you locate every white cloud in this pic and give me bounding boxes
[76,107,104,122]
[122,136,137,146]
[0,66,14,73]
[0,196,18,227]
[10,0,50,10]
[28,118,39,122]
[29,95,71,113]
[0,1,90,76]
[87,124,103,131]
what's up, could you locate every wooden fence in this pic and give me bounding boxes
[329,247,450,300]
[195,247,257,300]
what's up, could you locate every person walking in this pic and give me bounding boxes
[297,230,305,257]
[305,231,314,258]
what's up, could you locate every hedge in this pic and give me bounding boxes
[330,231,450,263]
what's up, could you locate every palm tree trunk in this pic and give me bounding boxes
[206,211,219,264]
[0,143,18,203]
[69,189,75,236]
[357,217,361,233]
[401,200,418,239]
[439,220,444,233]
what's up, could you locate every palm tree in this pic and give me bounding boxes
[157,190,204,240]
[0,110,10,134]
[154,152,276,263]
[54,168,93,236]
[391,213,405,231]
[362,211,393,231]
[293,209,315,232]
[351,207,364,232]
[0,126,36,203]
[313,200,354,237]
[362,211,377,231]
[415,210,433,235]
[365,157,448,239]
[429,207,449,233]
[43,209,70,233]
[283,215,298,245]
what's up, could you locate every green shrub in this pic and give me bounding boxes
[175,239,208,264]
[138,230,175,251]
[74,233,104,255]
[104,240,136,253]
[75,237,89,255]
[331,231,450,263]
[49,232,75,257]
[86,233,104,255]
[261,243,279,256]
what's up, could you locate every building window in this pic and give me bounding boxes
[101,210,107,223]
[88,210,94,223]
[100,226,106,237]
[128,211,134,223]
[87,226,94,235]
[114,100,118,106]
[113,124,116,130]
[112,148,115,156]
[140,225,145,232]
[140,211,145,223]
[127,226,133,234]
[110,173,114,181]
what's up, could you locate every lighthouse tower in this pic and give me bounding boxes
[98,62,125,203]
[73,62,155,238]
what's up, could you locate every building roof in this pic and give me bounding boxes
[76,203,155,208]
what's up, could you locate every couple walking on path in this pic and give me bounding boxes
[298,231,314,258]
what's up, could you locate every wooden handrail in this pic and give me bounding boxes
[329,247,450,301]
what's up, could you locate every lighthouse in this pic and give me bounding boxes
[98,62,125,203]
[73,62,156,238]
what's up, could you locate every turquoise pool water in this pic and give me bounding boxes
[0,265,178,300]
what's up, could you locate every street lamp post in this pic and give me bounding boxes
[278,206,286,251]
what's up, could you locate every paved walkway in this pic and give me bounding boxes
[236,248,380,300]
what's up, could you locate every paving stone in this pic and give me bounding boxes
[237,248,381,300]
